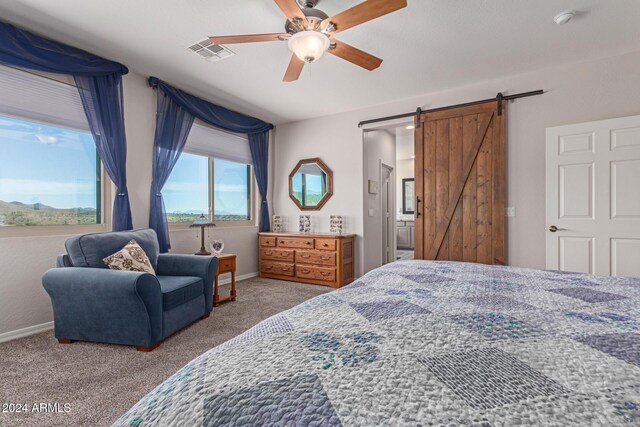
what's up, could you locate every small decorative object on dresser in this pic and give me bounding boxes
[258,232,355,288]
[299,215,311,233]
[330,215,344,234]
[272,215,284,232]
[214,253,236,307]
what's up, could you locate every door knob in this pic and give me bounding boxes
[546,225,567,232]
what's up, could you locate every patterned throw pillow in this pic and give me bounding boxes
[103,239,155,275]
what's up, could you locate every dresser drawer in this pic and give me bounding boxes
[315,238,337,251]
[260,236,276,247]
[295,250,336,266]
[296,265,336,282]
[277,237,314,249]
[261,261,294,276]
[260,248,294,262]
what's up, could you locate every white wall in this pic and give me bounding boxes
[362,130,396,273]
[273,50,640,275]
[0,70,264,338]
[272,112,364,268]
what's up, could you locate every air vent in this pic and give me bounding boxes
[187,38,235,62]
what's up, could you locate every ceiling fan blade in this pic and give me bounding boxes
[328,39,382,71]
[321,0,407,35]
[209,33,289,44]
[274,0,309,27]
[283,54,305,82]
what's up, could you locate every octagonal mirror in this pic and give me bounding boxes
[289,158,333,210]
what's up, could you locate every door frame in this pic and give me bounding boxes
[380,161,395,265]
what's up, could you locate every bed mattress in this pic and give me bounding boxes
[115,260,640,426]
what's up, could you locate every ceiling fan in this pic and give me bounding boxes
[210,0,407,82]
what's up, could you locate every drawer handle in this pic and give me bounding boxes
[321,256,330,260]
[282,267,290,271]
[301,269,310,274]
[321,272,330,276]
[323,243,329,247]
[265,251,272,255]
[265,265,272,270]
[306,241,311,245]
[301,254,310,258]
[283,253,290,257]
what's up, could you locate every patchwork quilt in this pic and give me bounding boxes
[114,261,640,426]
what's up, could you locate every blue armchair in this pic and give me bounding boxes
[42,229,218,351]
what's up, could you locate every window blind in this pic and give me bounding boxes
[0,64,89,131]
[185,120,252,165]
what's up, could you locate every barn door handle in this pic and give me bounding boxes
[416,196,421,218]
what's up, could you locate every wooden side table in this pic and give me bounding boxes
[214,254,236,307]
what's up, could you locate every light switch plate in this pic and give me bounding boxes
[368,209,375,217]
[505,207,516,217]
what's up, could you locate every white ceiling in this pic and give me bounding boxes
[2,0,640,124]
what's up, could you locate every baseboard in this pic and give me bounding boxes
[217,271,258,286]
[0,321,54,344]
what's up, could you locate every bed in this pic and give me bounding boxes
[114,261,640,426]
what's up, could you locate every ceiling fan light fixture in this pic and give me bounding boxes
[288,30,330,63]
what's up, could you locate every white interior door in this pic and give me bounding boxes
[546,115,640,276]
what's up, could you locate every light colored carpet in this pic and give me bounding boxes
[0,278,330,427]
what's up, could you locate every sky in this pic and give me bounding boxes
[0,114,251,216]
[0,115,98,209]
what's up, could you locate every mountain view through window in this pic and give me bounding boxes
[0,115,100,227]
[163,153,251,223]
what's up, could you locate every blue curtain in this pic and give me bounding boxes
[148,77,272,134]
[249,132,270,232]
[0,21,133,230]
[148,77,273,250]
[75,75,133,231]
[149,90,196,253]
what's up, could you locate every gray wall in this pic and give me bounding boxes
[273,50,640,274]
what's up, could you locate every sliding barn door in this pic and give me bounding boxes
[414,101,505,264]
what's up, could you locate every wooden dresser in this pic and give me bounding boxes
[258,232,356,288]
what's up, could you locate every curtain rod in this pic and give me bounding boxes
[358,90,544,128]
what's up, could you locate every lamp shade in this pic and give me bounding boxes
[189,213,215,228]
[288,31,330,63]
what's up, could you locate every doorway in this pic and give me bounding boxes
[380,162,394,265]
[362,122,414,274]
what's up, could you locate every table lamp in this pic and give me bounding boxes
[190,214,216,255]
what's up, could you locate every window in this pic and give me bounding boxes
[0,116,100,226]
[163,122,253,225]
[213,158,251,221]
[0,65,106,231]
